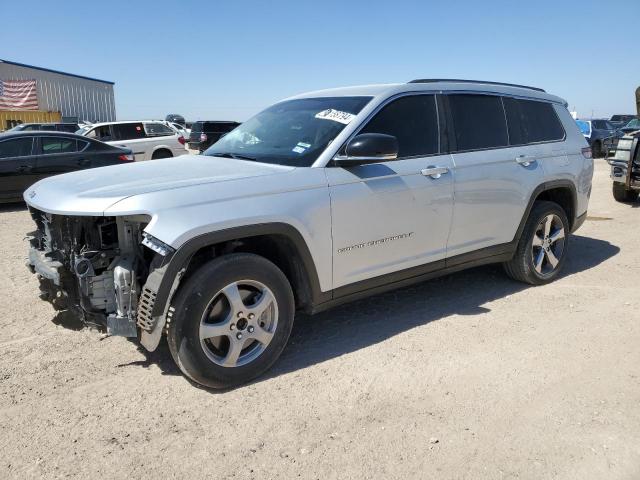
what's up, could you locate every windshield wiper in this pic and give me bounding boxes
[209,152,257,161]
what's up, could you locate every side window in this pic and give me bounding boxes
[77,140,90,152]
[86,125,113,141]
[503,98,565,145]
[0,137,34,158]
[112,123,146,141]
[360,95,439,158]
[145,122,175,137]
[41,137,77,154]
[448,94,508,151]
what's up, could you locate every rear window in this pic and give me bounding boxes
[41,137,77,154]
[448,94,509,151]
[192,122,204,133]
[503,98,565,145]
[145,122,175,136]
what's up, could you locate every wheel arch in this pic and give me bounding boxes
[151,146,173,159]
[514,180,578,243]
[149,223,327,320]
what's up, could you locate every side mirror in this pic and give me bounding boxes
[333,133,398,166]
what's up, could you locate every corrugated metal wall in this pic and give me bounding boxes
[0,62,116,122]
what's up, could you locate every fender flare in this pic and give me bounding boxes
[512,179,578,245]
[139,223,327,351]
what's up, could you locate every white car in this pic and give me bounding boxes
[77,121,187,161]
[165,121,191,140]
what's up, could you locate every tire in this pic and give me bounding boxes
[503,201,570,285]
[167,253,295,389]
[591,141,602,158]
[612,182,639,203]
[152,149,172,160]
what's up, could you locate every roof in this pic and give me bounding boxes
[287,80,566,105]
[0,130,85,138]
[0,59,114,85]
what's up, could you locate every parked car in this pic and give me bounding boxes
[610,114,637,128]
[165,121,191,139]
[0,131,133,203]
[575,118,621,157]
[8,123,79,133]
[165,114,186,126]
[608,132,640,202]
[76,121,187,161]
[188,121,240,152]
[24,79,592,389]
[620,118,640,134]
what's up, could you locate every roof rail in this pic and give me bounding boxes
[408,78,546,93]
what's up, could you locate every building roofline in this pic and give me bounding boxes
[0,59,114,85]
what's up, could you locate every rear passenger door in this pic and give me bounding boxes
[33,136,87,181]
[444,94,544,259]
[111,122,148,161]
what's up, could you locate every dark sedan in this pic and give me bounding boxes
[0,131,133,203]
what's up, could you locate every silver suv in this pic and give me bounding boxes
[24,79,593,388]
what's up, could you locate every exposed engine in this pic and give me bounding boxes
[26,208,154,336]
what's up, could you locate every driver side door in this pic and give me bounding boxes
[326,94,455,293]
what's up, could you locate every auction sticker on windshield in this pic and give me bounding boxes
[315,109,356,125]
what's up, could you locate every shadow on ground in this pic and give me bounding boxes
[0,202,27,213]
[72,235,622,387]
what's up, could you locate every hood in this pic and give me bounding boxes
[24,155,295,215]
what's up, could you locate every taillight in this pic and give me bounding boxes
[581,147,592,159]
[118,154,135,162]
[200,133,208,143]
[178,135,185,145]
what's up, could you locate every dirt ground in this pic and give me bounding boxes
[0,160,639,480]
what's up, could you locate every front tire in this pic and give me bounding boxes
[504,201,570,285]
[167,253,295,389]
[612,183,639,203]
[591,141,602,158]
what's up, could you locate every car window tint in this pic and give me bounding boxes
[0,137,34,158]
[40,125,56,131]
[503,98,565,144]
[448,94,508,151]
[41,137,77,154]
[112,123,145,141]
[360,95,439,157]
[77,140,90,151]
[145,122,174,136]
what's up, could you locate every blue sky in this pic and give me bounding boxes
[3,0,639,121]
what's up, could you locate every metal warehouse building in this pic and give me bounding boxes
[0,59,116,129]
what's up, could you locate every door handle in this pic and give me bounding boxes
[17,165,32,173]
[421,166,449,179]
[515,155,536,167]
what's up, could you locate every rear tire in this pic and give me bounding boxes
[612,183,639,202]
[152,149,172,160]
[167,253,295,389]
[504,201,570,285]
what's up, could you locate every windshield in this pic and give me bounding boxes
[204,96,372,167]
[625,119,640,129]
[75,126,91,135]
[576,120,591,135]
[8,124,27,132]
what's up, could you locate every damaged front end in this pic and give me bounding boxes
[26,208,169,339]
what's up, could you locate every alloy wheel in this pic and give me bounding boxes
[199,280,278,367]
[531,214,566,276]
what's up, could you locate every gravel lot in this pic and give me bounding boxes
[0,160,638,479]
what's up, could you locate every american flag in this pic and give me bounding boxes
[0,79,39,110]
